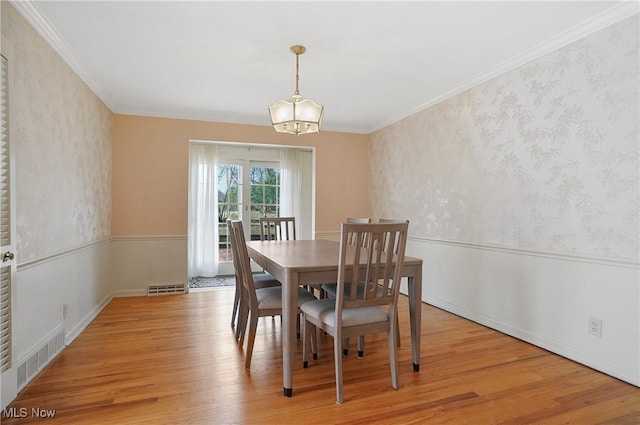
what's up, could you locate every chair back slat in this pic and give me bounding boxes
[259,216,296,241]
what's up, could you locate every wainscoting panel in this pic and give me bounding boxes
[110,236,188,297]
[4,239,112,406]
[406,237,639,386]
[16,239,111,352]
[314,231,340,242]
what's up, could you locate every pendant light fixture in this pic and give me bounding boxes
[268,45,324,135]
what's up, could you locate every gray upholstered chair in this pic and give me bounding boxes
[301,221,409,403]
[229,220,317,369]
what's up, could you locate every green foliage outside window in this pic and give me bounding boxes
[217,164,281,238]
[250,166,280,236]
[217,164,240,224]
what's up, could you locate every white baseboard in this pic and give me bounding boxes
[65,293,113,345]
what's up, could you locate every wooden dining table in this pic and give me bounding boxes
[245,238,423,397]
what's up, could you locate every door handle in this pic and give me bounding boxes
[2,251,14,263]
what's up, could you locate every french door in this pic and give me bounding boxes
[188,142,313,279]
[216,160,281,274]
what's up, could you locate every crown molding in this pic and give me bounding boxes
[370,2,640,134]
[9,0,638,135]
[9,0,114,110]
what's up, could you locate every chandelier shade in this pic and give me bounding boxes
[268,45,324,136]
[269,96,324,135]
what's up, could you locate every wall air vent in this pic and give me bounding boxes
[17,328,65,390]
[147,283,186,296]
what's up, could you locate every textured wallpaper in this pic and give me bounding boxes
[371,15,639,261]
[3,4,112,262]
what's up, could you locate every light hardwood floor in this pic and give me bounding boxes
[3,288,639,424]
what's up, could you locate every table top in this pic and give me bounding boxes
[246,239,422,272]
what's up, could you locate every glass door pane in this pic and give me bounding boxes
[217,163,242,262]
[250,165,280,240]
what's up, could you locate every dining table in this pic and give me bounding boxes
[245,238,423,397]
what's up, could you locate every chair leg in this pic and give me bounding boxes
[334,333,344,404]
[302,316,310,368]
[310,323,318,360]
[236,299,248,343]
[395,310,401,348]
[342,338,349,357]
[388,320,400,390]
[231,283,240,328]
[244,313,259,370]
[302,317,318,368]
[353,314,399,358]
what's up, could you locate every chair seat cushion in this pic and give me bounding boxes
[253,273,280,289]
[300,298,388,328]
[256,286,317,310]
[321,282,385,299]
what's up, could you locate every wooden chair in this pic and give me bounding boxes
[260,216,321,301]
[228,220,279,339]
[259,216,296,241]
[322,217,372,353]
[229,220,317,369]
[301,221,409,403]
[257,217,297,279]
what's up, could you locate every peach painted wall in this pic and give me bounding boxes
[111,114,370,236]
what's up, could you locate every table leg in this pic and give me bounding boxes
[407,266,422,372]
[282,272,297,396]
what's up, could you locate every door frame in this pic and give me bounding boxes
[188,140,316,279]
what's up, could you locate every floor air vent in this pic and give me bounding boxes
[147,283,186,296]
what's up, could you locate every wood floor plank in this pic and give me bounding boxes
[2,288,638,424]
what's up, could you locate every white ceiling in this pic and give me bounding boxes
[15,1,637,134]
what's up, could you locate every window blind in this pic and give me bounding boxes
[0,54,11,373]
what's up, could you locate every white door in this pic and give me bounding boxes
[0,53,17,409]
[216,161,282,275]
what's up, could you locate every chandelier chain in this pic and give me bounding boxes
[295,52,300,96]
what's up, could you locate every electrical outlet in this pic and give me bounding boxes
[588,317,602,337]
[63,303,69,320]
